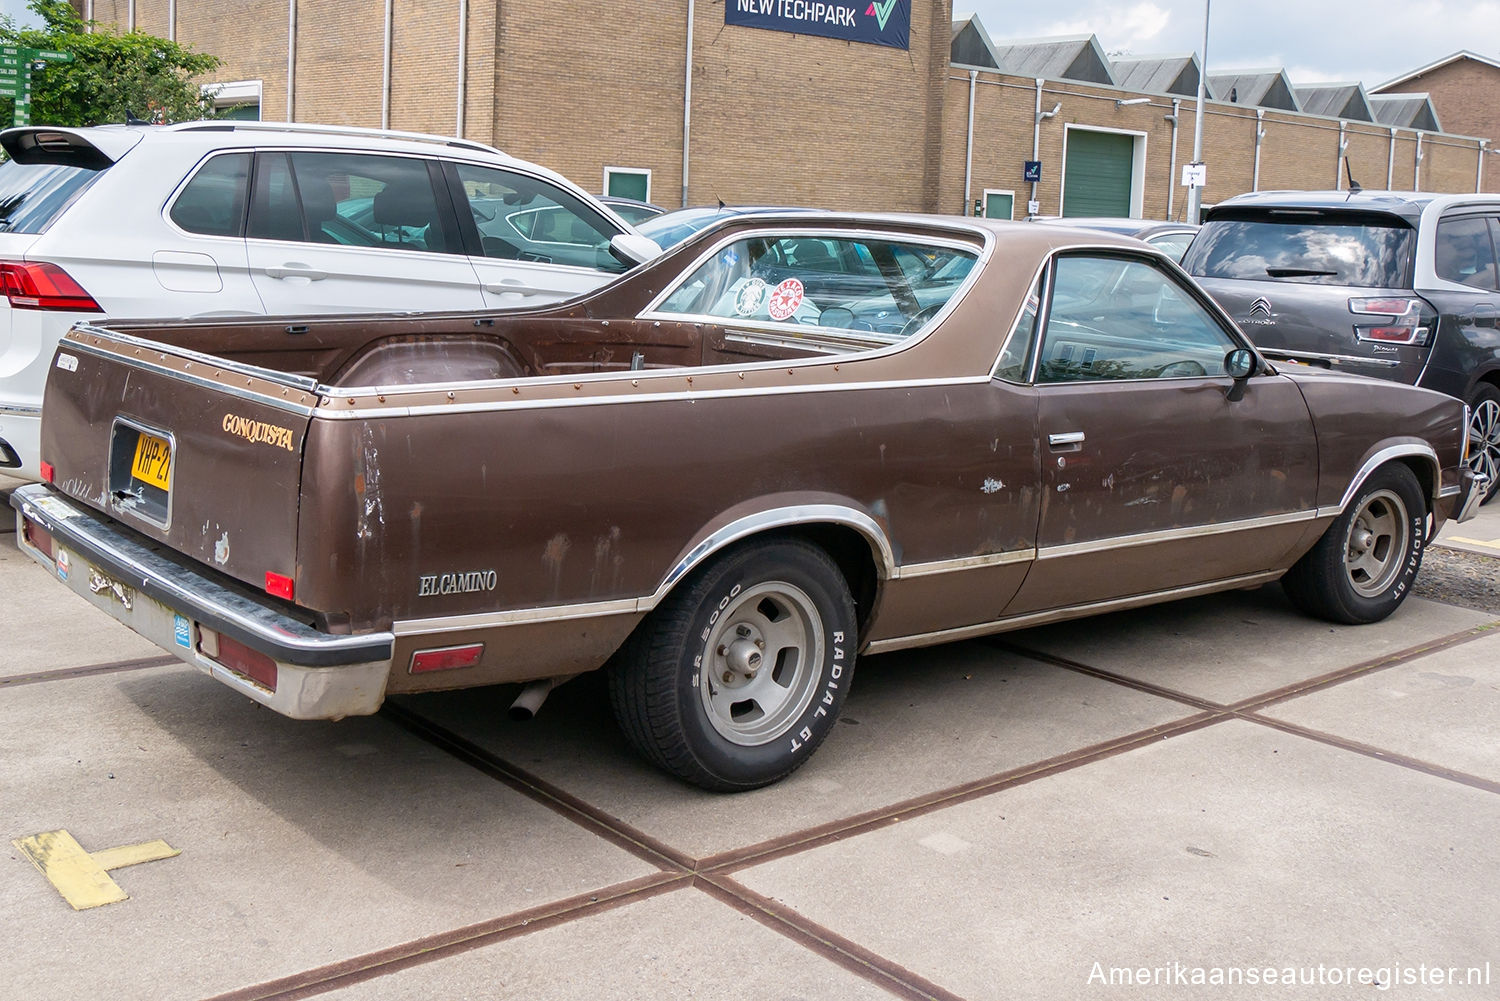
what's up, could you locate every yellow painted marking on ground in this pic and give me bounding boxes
[1446,536,1500,550]
[12,829,181,910]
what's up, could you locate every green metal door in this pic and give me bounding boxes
[983,191,1014,219]
[1063,130,1133,217]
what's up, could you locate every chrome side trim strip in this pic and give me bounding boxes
[1440,485,1461,498]
[0,403,42,418]
[896,549,1036,578]
[395,596,642,636]
[1259,347,1402,369]
[1036,510,1320,561]
[865,571,1283,655]
[64,333,319,418]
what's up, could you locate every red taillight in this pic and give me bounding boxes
[39,461,54,483]
[410,644,485,674]
[211,633,278,691]
[1349,297,1429,346]
[0,261,102,311]
[265,571,294,601]
[22,518,53,559]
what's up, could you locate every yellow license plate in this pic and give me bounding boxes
[131,432,172,491]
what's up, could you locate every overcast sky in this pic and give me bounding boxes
[957,0,1497,91]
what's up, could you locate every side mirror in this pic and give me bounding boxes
[1225,347,1257,402]
[609,232,662,267]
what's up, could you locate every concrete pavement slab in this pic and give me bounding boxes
[0,665,657,1001]
[1006,588,1494,706]
[736,719,1500,1000]
[1436,492,1500,557]
[0,536,165,680]
[318,884,899,1000]
[395,640,1197,861]
[1262,630,1500,784]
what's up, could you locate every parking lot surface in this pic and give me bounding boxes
[4,496,1500,999]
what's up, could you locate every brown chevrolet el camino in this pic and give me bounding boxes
[10,214,1486,790]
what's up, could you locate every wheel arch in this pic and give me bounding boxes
[644,501,895,639]
[1330,442,1441,519]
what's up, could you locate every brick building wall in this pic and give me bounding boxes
[949,69,1486,221]
[1373,59,1500,193]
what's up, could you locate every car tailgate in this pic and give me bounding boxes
[1197,276,1436,385]
[39,323,320,599]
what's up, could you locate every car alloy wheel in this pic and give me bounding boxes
[1343,488,1408,598]
[1467,393,1500,502]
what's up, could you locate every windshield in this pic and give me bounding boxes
[1183,213,1415,288]
[635,208,729,249]
[0,160,103,234]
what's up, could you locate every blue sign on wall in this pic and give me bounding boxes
[1024,160,1042,183]
[725,0,911,51]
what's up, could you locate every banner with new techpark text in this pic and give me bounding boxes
[725,0,910,50]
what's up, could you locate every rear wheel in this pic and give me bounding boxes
[1467,384,1500,504]
[1281,463,1426,624]
[608,538,856,791]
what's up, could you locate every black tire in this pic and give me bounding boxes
[608,538,857,791]
[1467,384,1500,505]
[1281,463,1426,625]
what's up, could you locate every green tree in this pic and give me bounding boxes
[0,0,222,127]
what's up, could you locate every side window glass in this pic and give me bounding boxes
[1038,255,1236,382]
[289,152,458,254]
[453,163,627,274]
[246,152,302,242]
[170,152,250,237]
[995,269,1044,383]
[654,235,977,346]
[1436,216,1498,289]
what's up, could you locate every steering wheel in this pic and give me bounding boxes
[1156,360,1208,378]
[899,305,942,338]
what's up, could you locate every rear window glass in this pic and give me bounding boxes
[1183,214,1415,289]
[0,160,102,234]
[170,152,250,237]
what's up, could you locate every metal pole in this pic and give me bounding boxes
[1186,0,1211,223]
[168,0,175,41]
[456,0,468,137]
[128,0,135,32]
[1253,108,1264,191]
[286,0,296,122]
[1031,78,1043,213]
[1336,121,1347,190]
[1479,140,1488,194]
[681,0,694,208]
[382,0,393,129]
[1387,127,1396,189]
[1167,99,1180,220]
[1415,131,1424,191]
[964,70,976,215]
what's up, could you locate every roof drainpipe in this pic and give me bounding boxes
[1479,139,1488,194]
[1167,99,1180,220]
[168,0,175,41]
[1252,108,1265,191]
[1031,78,1045,215]
[681,1,694,208]
[1336,121,1347,190]
[1415,131,1425,191]
[381,0,393,129]
[456,0,468,137]
[964,69,977,215]
[286,0,297,122]
[1388,127,1397,189]
[128,0,134,32]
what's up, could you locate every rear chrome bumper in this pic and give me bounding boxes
[1454,468,1488,524]
[10,483,394,719]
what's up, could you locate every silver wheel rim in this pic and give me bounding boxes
[698,581,824,747]
[1344,488,1409,598]
[1469,399,1500,496]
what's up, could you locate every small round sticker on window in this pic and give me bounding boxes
[767,278,804,321]
[734,278,767,317]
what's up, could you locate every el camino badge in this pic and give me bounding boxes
[88,567,135,610]
[418,570,499,597]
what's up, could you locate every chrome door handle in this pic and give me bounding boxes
[265,265,327,281]
[1048,431,1086,447]
[484,281,549,296]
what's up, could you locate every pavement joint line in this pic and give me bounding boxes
[992,639,1226,712]
[696,873,968,1001]
[380,699,697,872]
[199,872,689,1001]
[0,654,178,688]
[700,710,1224,874]
[1235,711,1500,797]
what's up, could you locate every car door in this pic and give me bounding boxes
[245,150,485,315]
[1003,252,1320,615]
[444,161,632,307]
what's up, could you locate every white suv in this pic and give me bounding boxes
[0,121,660,484]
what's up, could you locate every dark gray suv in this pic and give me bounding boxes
[1184,190,1500,499]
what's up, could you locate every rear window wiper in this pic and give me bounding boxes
[1265,267,1339,278]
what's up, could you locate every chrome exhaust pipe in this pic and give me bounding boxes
[508,675,576,721]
